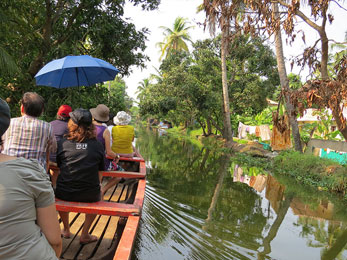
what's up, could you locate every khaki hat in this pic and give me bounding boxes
[90,104,110,122]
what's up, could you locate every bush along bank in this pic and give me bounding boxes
[272,151,347,198]
[233,150,347,200]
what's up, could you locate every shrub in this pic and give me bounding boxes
[273,151,347,194]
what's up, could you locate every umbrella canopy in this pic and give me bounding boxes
[35,55,120,88]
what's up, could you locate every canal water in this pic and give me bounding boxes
[132,129,347,260]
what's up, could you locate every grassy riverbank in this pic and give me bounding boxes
[234,152,347,198]
[163,126,347,200]
[273,151,347,195]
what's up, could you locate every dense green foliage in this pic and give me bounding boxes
[0,0,160,118]
[231,150,347,199]
[232,151,347,218]
[138,34,280,135]
[273,151,347,195]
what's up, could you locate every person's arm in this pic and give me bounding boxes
[99,171,104,184]
[45,149,50,173]
[50,137,57,153]
[103,129,118,159]
[97,142,105,183]
[36,204,62,258]
[48,126,57,154]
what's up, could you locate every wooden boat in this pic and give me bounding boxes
[52,156,146,260]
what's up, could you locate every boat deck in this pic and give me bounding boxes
[59,178,138,260]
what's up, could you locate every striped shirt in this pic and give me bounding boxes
[1,115,57,170]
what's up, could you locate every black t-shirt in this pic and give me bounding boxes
[55,137,104,202]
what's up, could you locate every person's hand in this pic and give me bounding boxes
[113,154,120,164]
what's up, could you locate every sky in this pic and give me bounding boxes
[123,0,208,100]
[123,0,347,101]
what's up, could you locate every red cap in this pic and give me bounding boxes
[57,105,72,118]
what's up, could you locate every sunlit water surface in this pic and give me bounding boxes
[132,129,347,260]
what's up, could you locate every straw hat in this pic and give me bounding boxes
[113,111,131,125]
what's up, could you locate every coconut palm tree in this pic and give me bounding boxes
[203,0,244,146]
[157,17,194,60]
[136,78,151,101]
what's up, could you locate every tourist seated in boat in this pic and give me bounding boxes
[1,92,56,171]
[49,104,72,188]
[90,104,122,195]
[55,108,104,244]
[0,98,62,259]
[111,111,138,158]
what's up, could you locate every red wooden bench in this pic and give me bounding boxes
[100,170,146,179]
[55,199,141,217]
[54,157,146,220]
[118,156,145,162]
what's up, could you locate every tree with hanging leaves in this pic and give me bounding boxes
[220,0,347,148]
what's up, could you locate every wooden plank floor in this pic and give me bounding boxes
[59,178,134,260]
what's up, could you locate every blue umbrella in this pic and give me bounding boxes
[35,55,120,88]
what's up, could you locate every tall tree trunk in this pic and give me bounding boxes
[273,3,302,152]
[221,27,233,147]
[319,29,329,80]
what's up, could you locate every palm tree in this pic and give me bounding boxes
[203,0,244,146]
[136,78,151,101]
[157,17,194,60]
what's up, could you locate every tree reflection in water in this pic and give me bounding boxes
[133,128,347,260]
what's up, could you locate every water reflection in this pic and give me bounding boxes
[232,163,347,260]
[133,129,347,260]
